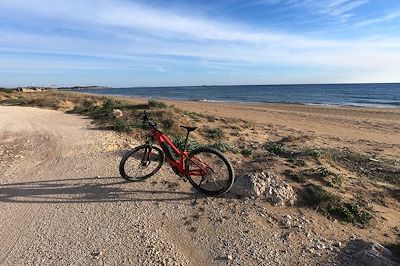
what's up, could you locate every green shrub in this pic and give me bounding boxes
[206,128,224,140]
[280,135,297,143]
[103,98,122,111]
[326,148,400,185]
[281,135,313,143]
[72,100,97,114]
[265,142,286,155]
[209,142,236,153]
[304,147,324,157]
[148,99,167,109]
[315,166,334,177]
[231,130,240,137]
[284,170,309,183]
[305,185,374,227]
[0,98,29,105]
[312,167,342,187]
[0,88,13,93]
[206,115,216,122]
[287,158,307,167]
[162,117,175,130]
[330,174,343,188]
[240,146,253,157]
[113,118,133,132]
[172,136,201,152]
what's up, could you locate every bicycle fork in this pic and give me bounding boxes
[141,142,153,166]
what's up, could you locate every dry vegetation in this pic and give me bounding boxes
[1,90,399,232]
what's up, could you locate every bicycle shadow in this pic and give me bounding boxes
[0,176,199,204]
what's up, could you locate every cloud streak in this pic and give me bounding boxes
[353,8,400,27]
[246,0,369,21]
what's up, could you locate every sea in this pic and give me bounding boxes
[70,83,400,108]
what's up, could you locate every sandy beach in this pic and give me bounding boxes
[126,97,400,156]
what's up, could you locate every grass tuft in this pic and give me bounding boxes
[305,184,374,227]
[284,170,309,183]
[265,142,287,155]
[326,148,400,185]
[304,147,324,158]
[205,128,224,140]
[240,146,254,157]
[172,136,201,152]
[209,141,237,153]
[148,99,167,109]
[113,118,134,132]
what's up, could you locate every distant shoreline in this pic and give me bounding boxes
[57,86,110,90]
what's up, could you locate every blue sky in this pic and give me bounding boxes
[0,0,399,87]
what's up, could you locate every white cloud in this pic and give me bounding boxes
[0,0,345,47]
[0,0,399,83]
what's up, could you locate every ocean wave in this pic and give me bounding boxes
[195,99,226,103]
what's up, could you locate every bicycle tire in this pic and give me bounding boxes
[185,147,234,196]
[119,144,165,181]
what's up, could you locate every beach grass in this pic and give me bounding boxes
[304,184,374,228]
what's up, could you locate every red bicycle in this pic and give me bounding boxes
[119,111,235,196]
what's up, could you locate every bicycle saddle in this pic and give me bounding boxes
[180,125,198,132]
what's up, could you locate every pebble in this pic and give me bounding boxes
[91,251,102,259]
[334,241,342,248]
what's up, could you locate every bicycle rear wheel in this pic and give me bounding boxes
[119,144,165,181]
[185,147,234,196]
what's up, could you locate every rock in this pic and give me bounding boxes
[340,239,398,266]
[91,251,102,259]
[334,241,342,248]
[109,109,123,118]
[230,172,267,197]
[227,254,233,260]
[231,171,297,206]
[282,214,292,227]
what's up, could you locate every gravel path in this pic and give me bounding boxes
[0,106,345,265]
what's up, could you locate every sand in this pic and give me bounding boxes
[126,98,400,158]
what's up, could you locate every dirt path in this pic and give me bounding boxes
[0,106,213,265]
[0,106,391,265]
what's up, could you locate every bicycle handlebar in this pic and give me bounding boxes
[143,111,157,129]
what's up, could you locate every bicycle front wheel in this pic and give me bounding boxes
[185,147,234,196]
[119,144,165,181]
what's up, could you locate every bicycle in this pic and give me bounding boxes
[119,111,235,196]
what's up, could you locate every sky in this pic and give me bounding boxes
[0,0,399,87]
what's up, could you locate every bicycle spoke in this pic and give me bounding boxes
[187,150,231,193]
[120,145,164,181]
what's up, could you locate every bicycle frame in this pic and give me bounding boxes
[147,129,209,177]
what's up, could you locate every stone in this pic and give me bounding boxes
[109,109,123,118]
[334,241,342,248]
[91,251,102,259]
[341,239,398,266]
[231,171,297,206]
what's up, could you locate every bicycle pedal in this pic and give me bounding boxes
[178,175,188,182]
